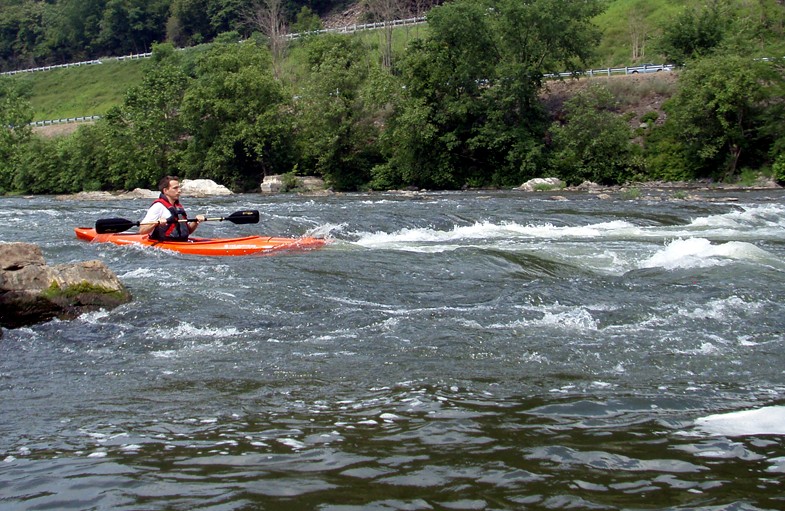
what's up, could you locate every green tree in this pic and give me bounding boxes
[377,0,603,190]
[167,0,213,46]
[655,1,731,66]
[0,1,47,70]
[180,41,292,190]
[291,5,322,36]
[0,78,32,192]
[650,54,785,181]
[95,0,170,56]
[477,0,603,186]
[773,154,785,185]
[207,0,247,36]
[10,136,63,194]
[57,123,119,191]
[547,83,638,185]
[38,0,105,62]
[293,34,381,190]
[96,45,191,189]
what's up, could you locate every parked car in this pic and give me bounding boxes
[630,63,674,74]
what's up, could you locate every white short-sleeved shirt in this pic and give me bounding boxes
[141,202,174,224]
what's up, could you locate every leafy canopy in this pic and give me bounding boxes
[376,0,604,190]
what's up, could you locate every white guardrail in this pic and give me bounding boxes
[545,63,675,78]
[2,17,427,77]
[29,116,102,127]
[0,53,154,77]
[1,59,103,76]
[286,16,426,39]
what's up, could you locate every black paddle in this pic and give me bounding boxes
[95,210,260,234]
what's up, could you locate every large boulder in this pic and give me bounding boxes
[181,179,233,197]
[516,177,565,192]
[0,243,131,333]
[261,175,283,193]
[118,188,159,199]
[261,175,326,194]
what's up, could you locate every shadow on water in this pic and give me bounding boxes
[479,247,593,279]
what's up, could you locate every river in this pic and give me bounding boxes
[2,189,784,510]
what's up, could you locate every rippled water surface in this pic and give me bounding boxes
[2,190,785,510]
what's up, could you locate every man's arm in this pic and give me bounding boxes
[187,215,206,234]
[138,204,169,235]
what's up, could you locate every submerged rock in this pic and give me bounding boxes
[0,243,131,333]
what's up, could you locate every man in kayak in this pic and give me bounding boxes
[139,176,205,241]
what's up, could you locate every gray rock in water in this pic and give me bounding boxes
[0,243,131,333]
[516,177,565,192]
[181,179,233,197]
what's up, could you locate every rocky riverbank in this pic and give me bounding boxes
[519,176,782,192]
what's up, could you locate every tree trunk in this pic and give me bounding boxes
[244,0,288,79]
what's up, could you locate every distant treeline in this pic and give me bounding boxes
[1,0,784,195]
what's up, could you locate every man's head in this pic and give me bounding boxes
[158,175,182,203]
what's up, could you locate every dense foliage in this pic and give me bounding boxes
[373,0,603,190]
[0,0,352,70]
[646,54,785,182]
[1,0,785,195]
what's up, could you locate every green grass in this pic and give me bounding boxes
[591,0,785,67]
[620,186,642,199]
[12,25,424,122]
[591,0,687,67]
[11,59,147,120]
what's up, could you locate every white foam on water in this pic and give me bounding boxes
[538,308,599,330]
[766,457,785,473]
[695,405,785,437]
[347,206,785,278]
[278,438,307,450]
[678,296,764,321]
[352,220,642,250]
[76,310,111,324]
[689,204,785,234]
[305,223,343,238]
[492,307,599,332]
[146,322,261,358]
[639,238,775,270]
[118,267,160,279]
[152,322,245,340]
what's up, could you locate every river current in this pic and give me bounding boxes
[1,189,785,510]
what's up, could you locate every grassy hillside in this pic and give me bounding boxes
[13,59,147,120]
[591,0,686,67]
[8,0,785,123]
[594,0,785,66]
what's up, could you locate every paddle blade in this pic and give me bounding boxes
[95,218,137,234]
[224,210,260,225]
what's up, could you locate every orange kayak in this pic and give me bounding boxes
[74,227,326,256]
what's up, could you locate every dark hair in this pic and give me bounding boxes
[158,175,180,192]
